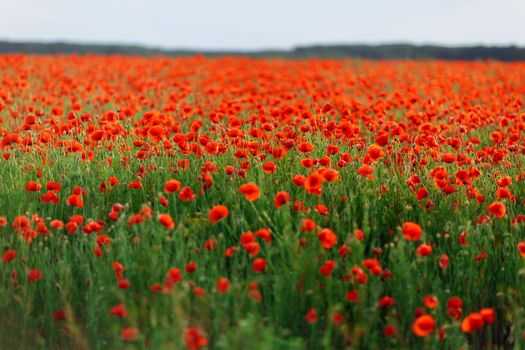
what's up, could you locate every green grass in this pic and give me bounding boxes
[0,129,523,349]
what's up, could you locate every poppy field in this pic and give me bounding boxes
[1,55,525,349]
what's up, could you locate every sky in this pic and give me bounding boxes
[0,0,524,50]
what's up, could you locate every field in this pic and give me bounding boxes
[0,55,524,349]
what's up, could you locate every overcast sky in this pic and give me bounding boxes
[0,0,523,50]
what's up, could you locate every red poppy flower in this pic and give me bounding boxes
[208,205,229,223]
[274,191,291,208]
[239,183,261,201]
[412,314,436,336]
[402,222,423,241]
[178,186,196,201]
[487,201,506,218]
[164,179,181,193]
[159,213,175,229]
[110,304,128,318]
[318,228,337,249]
[216,277,230,293]
[28,269,43,282]
[461,313,484,333]
[252,258,267,272]
[2,250,16,263]
[304,308,318,323]
[185,327,208,350]
[121,327,140,341]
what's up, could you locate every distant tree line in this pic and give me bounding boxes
[291,44,525,61]
[0,40,524,61]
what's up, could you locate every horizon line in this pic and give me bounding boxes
[1,38,524,53]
